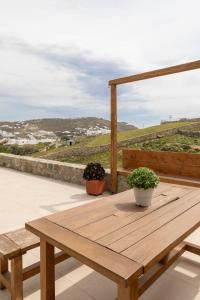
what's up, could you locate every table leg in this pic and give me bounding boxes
[40,240,55,300]
[118,281,138,300]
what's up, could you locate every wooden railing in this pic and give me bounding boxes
[122,149,200,179]
[109,60,200,193]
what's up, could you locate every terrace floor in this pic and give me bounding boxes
[1,167,200,299]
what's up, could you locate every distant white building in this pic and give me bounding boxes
[86,127,110,136]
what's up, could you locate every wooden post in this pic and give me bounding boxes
[40,240,55,300]
[110,84,117,193]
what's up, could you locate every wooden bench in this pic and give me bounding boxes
[0,228,69,300]
[122,149,200,187]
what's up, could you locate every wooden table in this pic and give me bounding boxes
[26,183,200,300]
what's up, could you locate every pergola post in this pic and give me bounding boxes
[110,84,118,193]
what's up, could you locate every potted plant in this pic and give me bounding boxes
[127,167,160,207]
[83,162,105,196]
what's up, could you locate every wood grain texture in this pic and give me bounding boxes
[110,84,118,193]
[0,235,20,259]
[109,60,200,85]
[40,240,55,300]
[11,255,23,300]
[38,185,199,272]
[0,257,8,289]
[22,251,69,281]
[97,189,198,249]
[76,187,190,241]
[0,228,40,260]
[118,169,200,188]
[185,241,200,256]
[5,228,40,253]
[45,189,135,227]
[0,271,10,292]
[122,199,200,271]
[118,280,138,300]
[46,184,180,231]
[26,218,143,286]
[122,149,200,179]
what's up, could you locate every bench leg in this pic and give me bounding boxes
[40,240,55,300]
[0,257,8,289]
[11,256,23,300]
[118,281,138,300]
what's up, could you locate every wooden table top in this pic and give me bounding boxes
[26,183,200,286]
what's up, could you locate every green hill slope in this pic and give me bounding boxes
[86,121,195,146]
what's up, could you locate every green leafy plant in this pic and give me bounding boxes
[127,167,160,189]
[83,162,105,181]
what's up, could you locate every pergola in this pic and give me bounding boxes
[109,60,200,193]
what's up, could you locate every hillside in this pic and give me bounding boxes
[25,117,137,133]
[36,120,199,160]
[0,117,137,145]
[85,121,196,146]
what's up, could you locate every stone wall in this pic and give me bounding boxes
[0,153,86,185]
[44,144,110,160]
[178,130,200,138]
[0,153,129,192]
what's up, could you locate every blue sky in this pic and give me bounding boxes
[0,0,200,127]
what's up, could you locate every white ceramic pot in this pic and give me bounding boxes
[134,188,154,207]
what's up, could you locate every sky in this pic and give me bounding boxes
[0,0,200,127]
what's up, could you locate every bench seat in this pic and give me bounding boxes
[0,228,40,259]
[0,228,69,300]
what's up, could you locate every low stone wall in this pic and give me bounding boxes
[0,153,129,192]
[178,130,200,138]
[44,144,110,160]
[0,153,88,186]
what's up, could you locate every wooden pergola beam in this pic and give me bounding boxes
[109,60,200,193]
[109,60,200,86]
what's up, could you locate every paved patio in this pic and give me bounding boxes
[1,167,200,299]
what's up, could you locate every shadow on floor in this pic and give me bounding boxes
[40,194,95,213]
[40,192,107,214]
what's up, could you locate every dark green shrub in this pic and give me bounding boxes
[83,162,105,181]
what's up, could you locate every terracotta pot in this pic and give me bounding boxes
[86,180,105,196]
